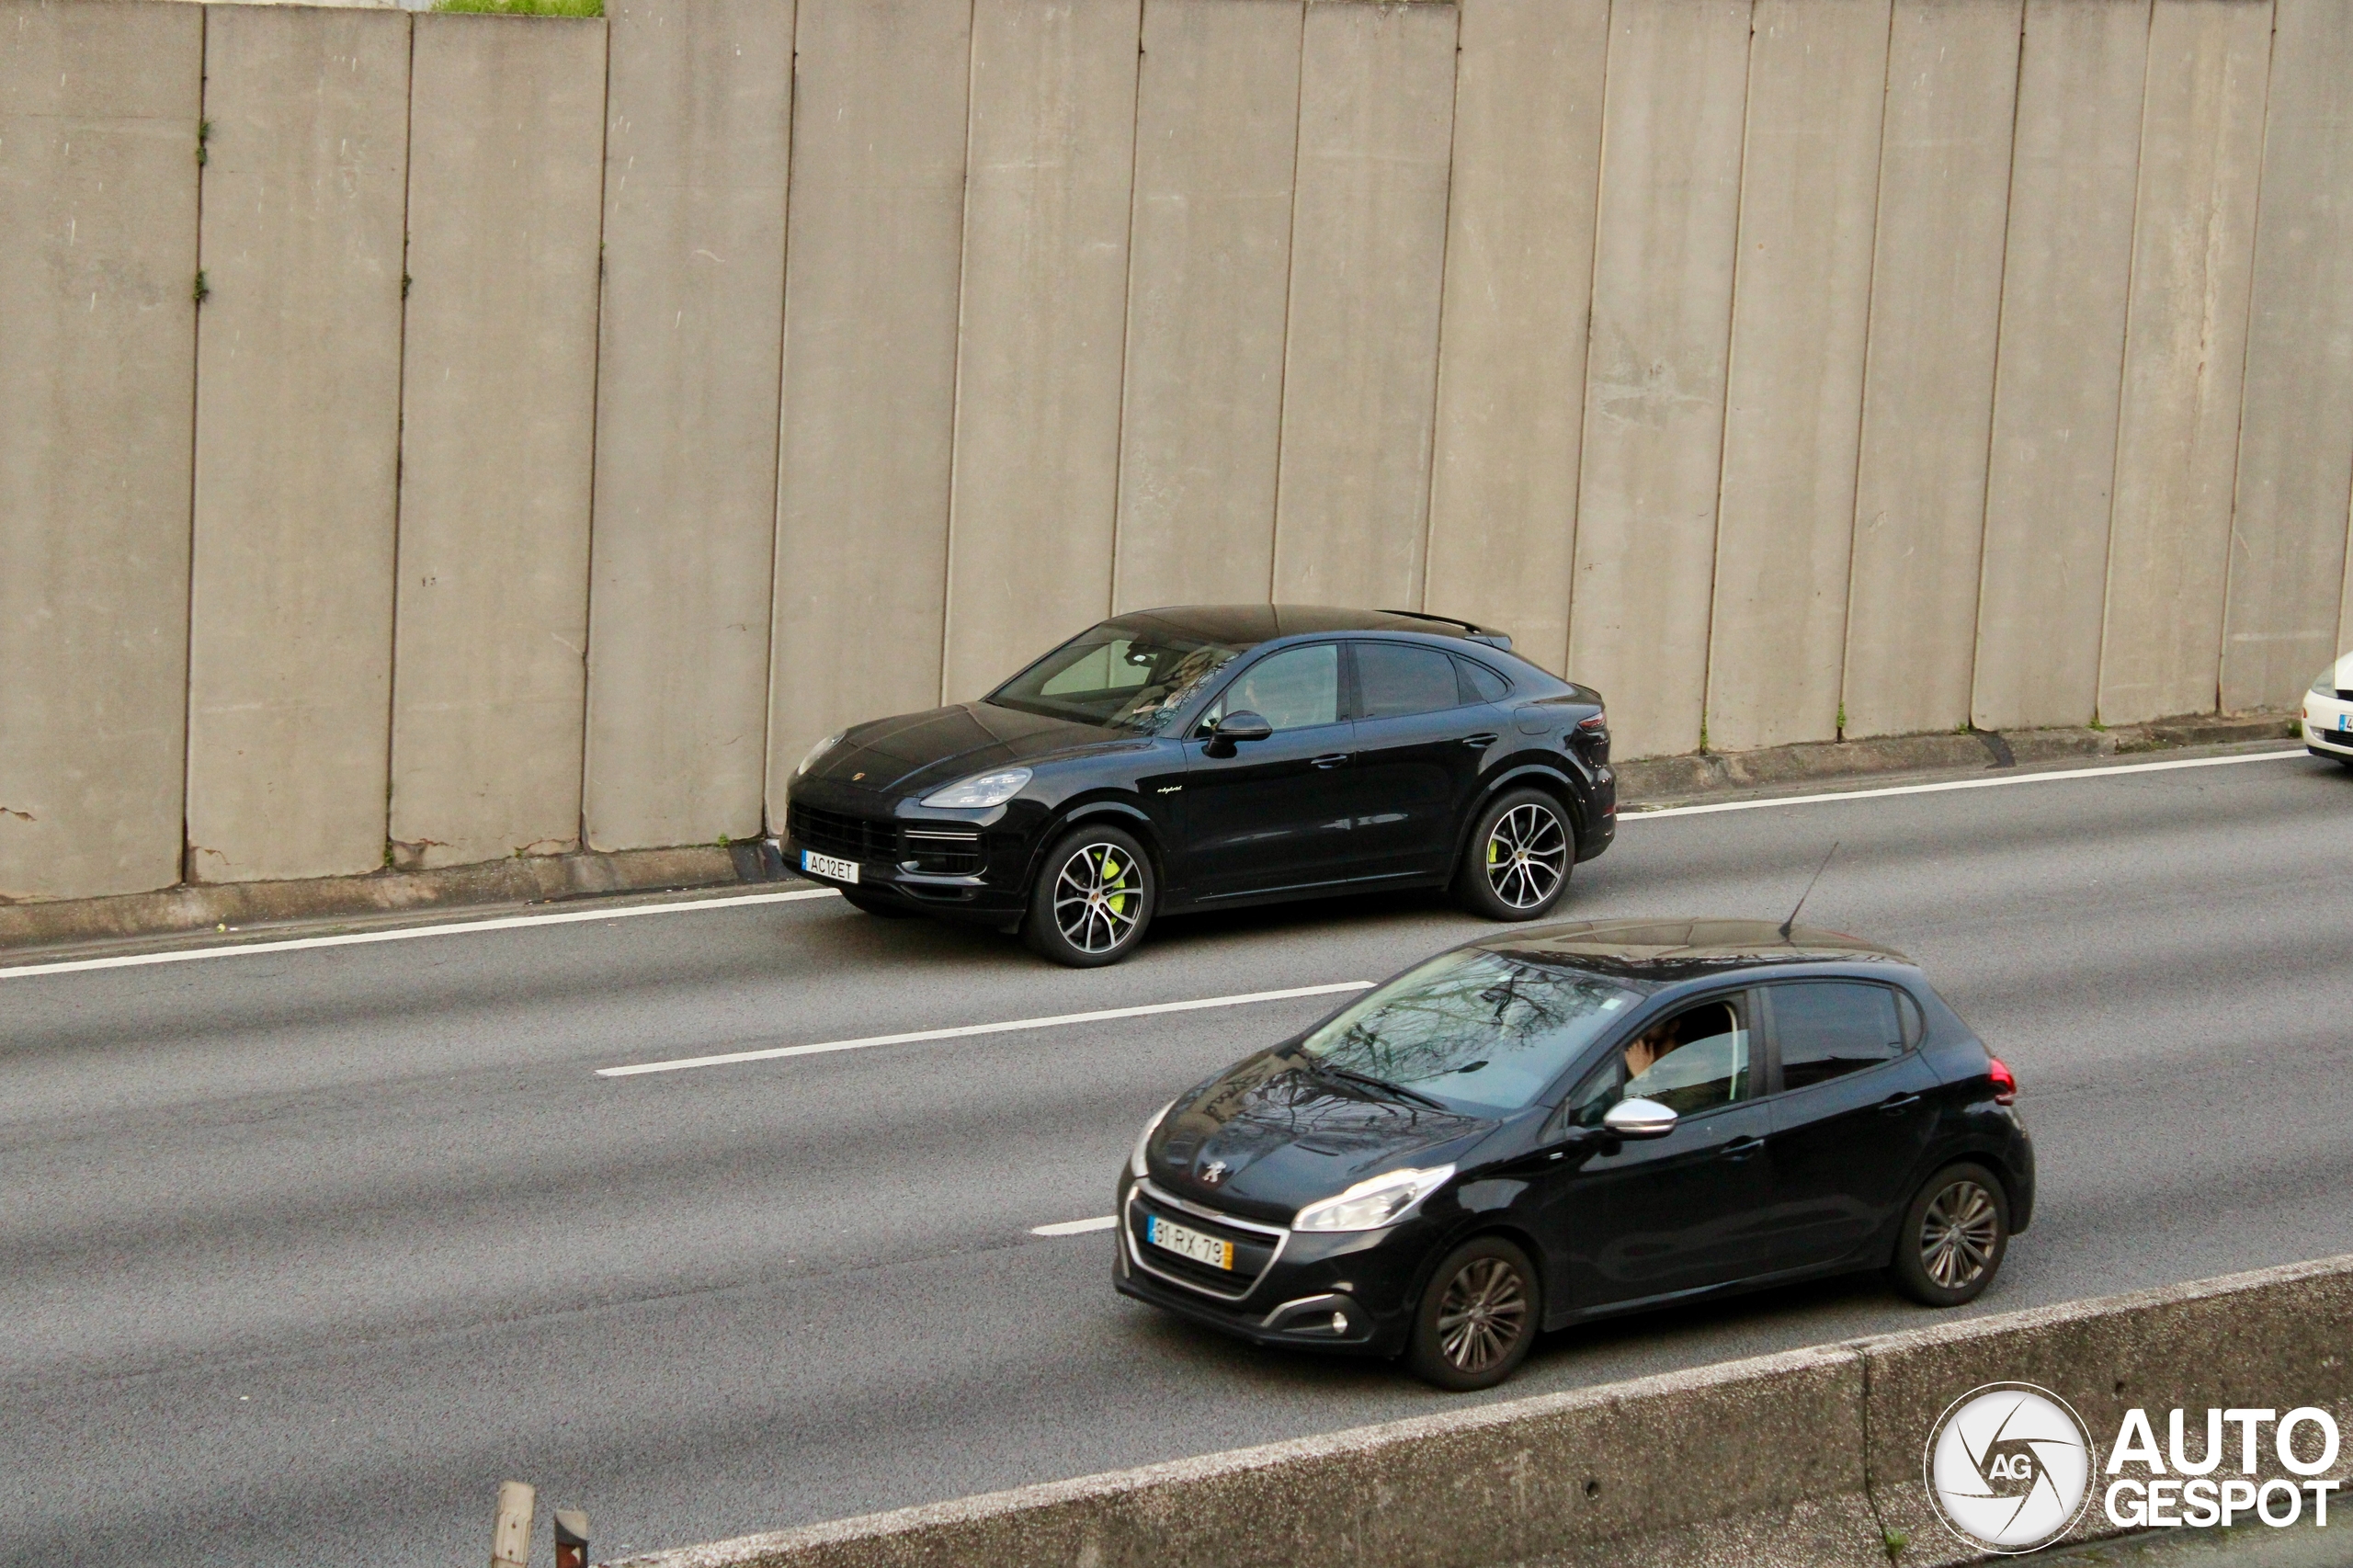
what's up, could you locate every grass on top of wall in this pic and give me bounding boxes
[434,0,605,16]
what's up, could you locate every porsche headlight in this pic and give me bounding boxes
[1292,1164,1455,1233]
[921,767,1031,809]
[796,730,846,777]
[1131,1100,1175,1177]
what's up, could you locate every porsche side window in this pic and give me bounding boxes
[1208,644,1341,733]
[1770,982,1907,1091]
[1564,999,1751,1126]
[1356,642,1462,718]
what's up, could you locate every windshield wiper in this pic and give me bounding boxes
[1303,1059,1449,1110]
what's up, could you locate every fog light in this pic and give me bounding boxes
[1329,1312,1348,1334]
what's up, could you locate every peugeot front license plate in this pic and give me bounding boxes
[1146,1215,1233,1270]
[800,849,860,884]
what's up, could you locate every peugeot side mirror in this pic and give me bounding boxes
[1206,710,1273,756]
[1601,1097,1677,1140]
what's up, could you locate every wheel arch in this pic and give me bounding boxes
[1450,762,1586,869]
[1021,797,1170,894]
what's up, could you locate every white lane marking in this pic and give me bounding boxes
[0,888,842,981]
[1620,747,2308,821]
[1031,1215,1118,1237]
[597,980,1377,1077]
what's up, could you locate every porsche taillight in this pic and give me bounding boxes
[1987,1057,2018,1107]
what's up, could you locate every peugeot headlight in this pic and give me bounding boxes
[921,767,1031,809]
[795,730,846,777]
[1292,1164,1455,1233]
[1131,1100,1175,1177]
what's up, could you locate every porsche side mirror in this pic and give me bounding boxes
[1601,1097,1677,1140]
[1205,710,1273,756]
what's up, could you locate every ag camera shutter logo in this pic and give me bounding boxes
[1926,1382,2097,1553]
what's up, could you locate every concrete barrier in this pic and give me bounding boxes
[601,1254,2353,1568]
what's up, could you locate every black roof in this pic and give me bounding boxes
[1474,918,1911,988]
[1115,604,1513,651]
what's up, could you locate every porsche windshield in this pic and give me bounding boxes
[988,621,1242,734]
[1298,948,1641,1113]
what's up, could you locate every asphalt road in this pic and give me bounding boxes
[4,749,2350,1566]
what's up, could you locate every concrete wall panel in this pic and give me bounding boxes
[184,6,410,883]
[584,0,795,851]
[1971,0,2150,733]
[1565,0,1753,760]
[940,0,1142,703]
[2223,0,2353,709]
[390,16,607,869]
[1423,0,1606,676]
[2097,0,2269,726]
[1841,0,2022,739]
[0,0,201,901]
[765,0,972,811]
[1268,0,1460,612]
[1109,0,1303,612]
[1705,0,1892,753]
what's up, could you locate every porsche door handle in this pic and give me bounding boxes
[1311,753,1350,769]
[1878,1094,1922,1115]
[1718,1136,1764,1162]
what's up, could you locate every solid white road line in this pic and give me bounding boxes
[0,887,842,981]
[597,980,1377,1077]
[1620,747,2308,821]
[1031,1216,1118,1237]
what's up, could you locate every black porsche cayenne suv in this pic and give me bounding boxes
[1116,919,2033,1390]
[781,606,1615,966]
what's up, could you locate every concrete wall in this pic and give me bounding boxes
[1422,0,1608,678]
[763,0,972,815]
[19,0,2353,905]
[183,4,410,883]
[389,15,605,869]
[1566,0,1752,761]
[583,0,794,852]
[939,0,1141,704]
[0,0,201,903]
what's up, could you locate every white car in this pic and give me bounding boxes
[2307,651,2353,767]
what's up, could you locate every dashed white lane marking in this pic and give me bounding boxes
[1620,747,2308,821]
[1031,1216,1118,1237]
[0,888,841,981]
[597,980,1377,1077]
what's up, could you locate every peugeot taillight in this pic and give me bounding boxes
[1987,1057,2017,1107]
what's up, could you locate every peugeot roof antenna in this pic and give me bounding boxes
[1779,842,1840,941]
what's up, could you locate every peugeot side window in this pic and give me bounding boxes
[1199,643,1341,733]
[1769,981,1910,1090]
[1562,996,1753,1126]
[1355,642,1462,719]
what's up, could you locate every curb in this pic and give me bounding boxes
[0,711,2299,953]
[598,1253,2353,1568]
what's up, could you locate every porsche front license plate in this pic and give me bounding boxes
[1147,1215,1233,1270]
[801,849,860,884]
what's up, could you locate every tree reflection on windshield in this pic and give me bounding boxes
[1297,949,1638,1112]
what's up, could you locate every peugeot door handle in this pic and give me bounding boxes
[1463,733,1500,748]
[1878,1094,1922,1115]
[1311,753,1350,769]
[1718,1136,1764,1161]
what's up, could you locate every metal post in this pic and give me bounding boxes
[551,1508,590,1568]
[492,1480,536,1568]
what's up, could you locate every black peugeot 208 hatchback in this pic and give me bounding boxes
[781,606,1615,966]
[1115,919,2033,1390]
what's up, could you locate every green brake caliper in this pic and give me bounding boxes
[1102,853,1127,915]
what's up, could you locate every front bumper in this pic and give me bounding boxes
[779,782,1043,923]
[1111,1174,1427,1358]
[2304,692,2353,758]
